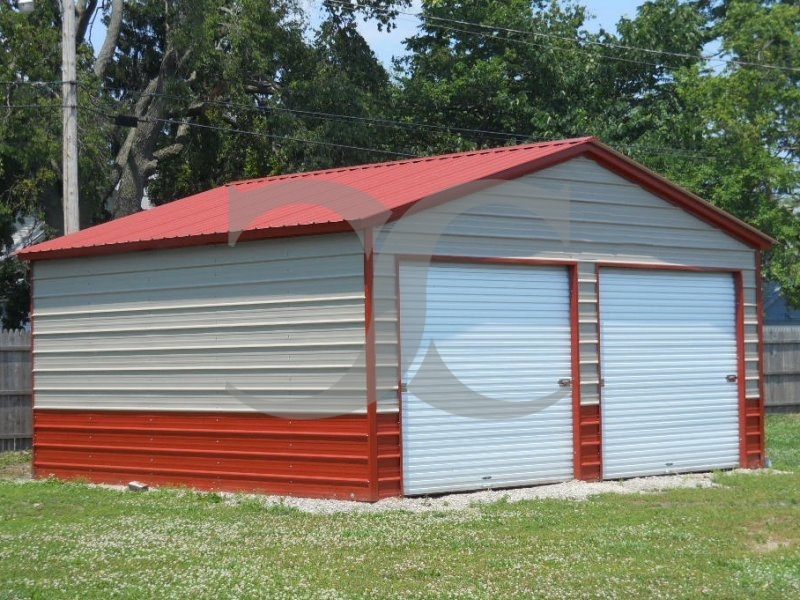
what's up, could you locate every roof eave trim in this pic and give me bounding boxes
[16,220,358,261]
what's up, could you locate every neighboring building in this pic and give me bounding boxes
[18,138,773,500]
[764,282,800,325]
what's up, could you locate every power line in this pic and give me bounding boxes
[328,0,800,74]
[429,22,665,70]
[0,104,62,109]
[4,92,720,162]
[81,104,418,159]
[0,80,65,86]
[329,1,687,71]
[146,115,418,158]
[77,80,728,164]
[82,87,726,161]
[91,85,538,143]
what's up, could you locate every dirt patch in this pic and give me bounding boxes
[745,515,799,554]
[752,537,795,554]
[0,452,33,480]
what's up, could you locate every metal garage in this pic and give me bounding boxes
[18,137,773,500]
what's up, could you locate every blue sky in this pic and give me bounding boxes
[345,0,645,67]
[88,2,646,68]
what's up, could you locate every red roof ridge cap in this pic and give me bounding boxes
[229,137,597,187]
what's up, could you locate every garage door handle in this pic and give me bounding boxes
[558,378,572,388]
[726,374,738,383]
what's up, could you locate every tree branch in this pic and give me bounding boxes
[151,144,182,164]
[244,80,280,95]
[76,0,98,45]
[152,122,191,163]
[94,0,124,79]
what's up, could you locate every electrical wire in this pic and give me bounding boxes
[2,96,739,168]
[91,85,539,143]
[327,0,800,74]
[426,21,666,70]
[80,104,418,158]
[82,86,725,161]
[0,80,65,86]
[0,104,62,109]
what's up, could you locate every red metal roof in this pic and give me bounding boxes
[18,137,773,260]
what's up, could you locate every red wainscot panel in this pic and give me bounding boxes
[576,404,602,481]
[33,410,376,500]
[376,412,401,499]
[743,397,766,468]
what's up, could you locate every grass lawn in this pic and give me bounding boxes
[1,416,798,600]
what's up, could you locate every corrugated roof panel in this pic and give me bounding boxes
[17,137,773,260]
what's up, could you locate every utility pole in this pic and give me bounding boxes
[61,0,80,234]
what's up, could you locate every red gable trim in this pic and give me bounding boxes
[583,142,773,251]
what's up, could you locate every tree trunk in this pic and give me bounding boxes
[108,46,188,218]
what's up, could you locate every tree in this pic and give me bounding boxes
[1,0,409,222]
[644,0,800,303]
[397,0,591,152]
[0,0,406,326]
[395,1,709,150]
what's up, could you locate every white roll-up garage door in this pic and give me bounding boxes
[399,262,574,495]
[599,269,740,479]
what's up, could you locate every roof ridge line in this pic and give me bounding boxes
[229,137,595,188]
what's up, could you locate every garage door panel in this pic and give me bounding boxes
[607,417,739,434]
[400,262,574,495]
[600,269,740,479]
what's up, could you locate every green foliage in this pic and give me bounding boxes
[0,255,29,329]
[643,0,800,303]
[766,414,800,469]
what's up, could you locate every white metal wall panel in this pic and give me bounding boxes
[599,270,740,478]
[372,157,758,414]
[32,233,367,413]
[399,262,574,495]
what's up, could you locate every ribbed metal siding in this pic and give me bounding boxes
[34,409,374,499]
[599,269,739,478]
[373,157,758,416]
[399,262,574,495]
[32,233,366,413]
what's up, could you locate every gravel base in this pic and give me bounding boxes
[10,468,789,514]
[223,472,719,514]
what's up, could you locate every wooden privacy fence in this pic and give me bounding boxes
[764,325,800,413]
[0,330,32,451]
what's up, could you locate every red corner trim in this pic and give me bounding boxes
[569,265,583,478]
[364,228,379,501]
[29,263,37,478]
[755,251,766,464]
[735,271,748,467]
[394,254,406,496]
